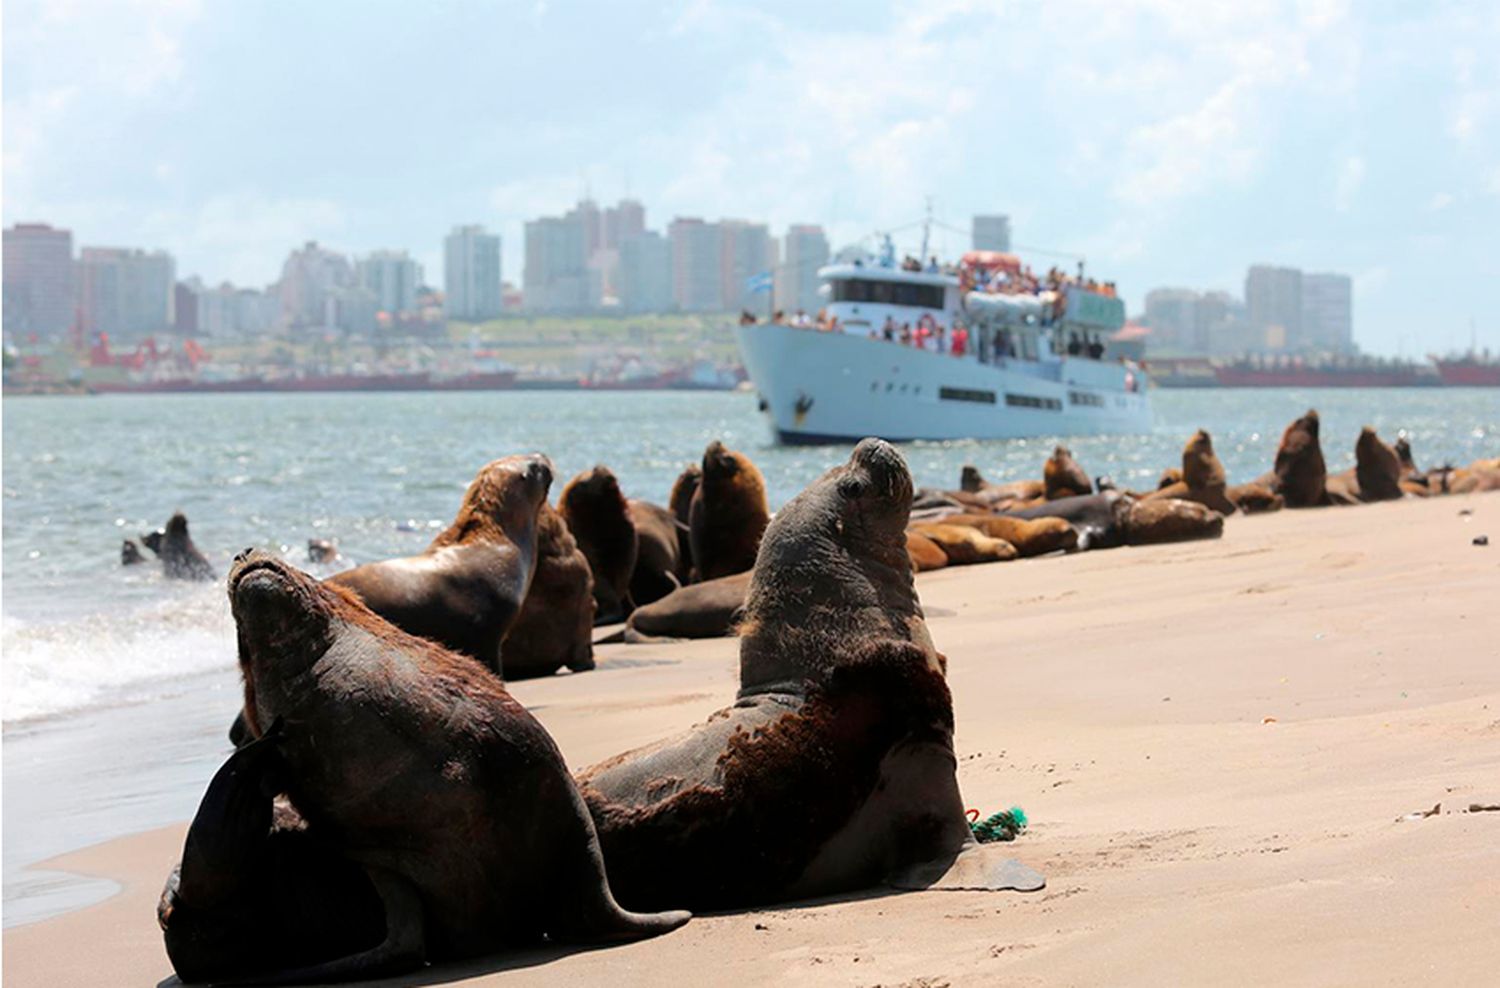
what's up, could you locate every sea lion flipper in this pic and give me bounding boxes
[887,842,1045,893]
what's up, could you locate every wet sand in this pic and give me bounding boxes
[6,493,1500,986]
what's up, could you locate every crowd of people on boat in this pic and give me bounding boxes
[961,263,1118,300]
[748,308,1113,363]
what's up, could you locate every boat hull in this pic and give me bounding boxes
[735,324,1153,444]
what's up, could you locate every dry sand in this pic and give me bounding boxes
[6,493,1500,987]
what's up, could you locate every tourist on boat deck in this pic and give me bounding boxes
[739,310,757,325]
[900,323,913,346]
[951,323,969,357]
[1087,335,1106,360]
[882,316,897,341]
[1067,333,1083,356]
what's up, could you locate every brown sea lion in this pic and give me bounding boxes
[142,512,215,581]
[1044,445,1092,500]
[935,514,1079,556]
[1271,409,1329,507]
[1353,426,1404,502]
[1123,498,1225,545]
[578,439,1044,911]
[159,726,391,984]
[628,499,690,607]
[1449,467,1500,493]
[1146,430,1237,515]
[959,466,1044,506]
[223,551,689,977]
[906,531,949,572]
[307,538,341,564]
[326,454,550,673]
[1226,482,1284,514]
[1003,492,1127,550]
[501,502,596,679]
[907,523,1018,565]
[614,571,754,643]
[668,464,701,528]
[688,440,770,581]
[1157,467,1184,490]
[121,539,145,566]
[558,465,639,623]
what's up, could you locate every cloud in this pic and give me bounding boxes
[138,193,348,287]
[1429,191,1455,211]
[1334,155,1365,213]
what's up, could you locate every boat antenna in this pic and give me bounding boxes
[919,196,933,262]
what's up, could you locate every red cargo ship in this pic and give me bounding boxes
[1433,354,1500,387]
[1212,357,1440,388]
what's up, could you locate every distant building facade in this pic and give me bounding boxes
[1245,264,1303,351]
[77,247,175,338]
[3,223,75,338]
[617,231,673,313]
[277,242,355,329]
[444,225,503,321]
[972,214,1012,253]
[669,218,723,312]
[1301,272,1352,353]
[176,278,280,337]
[356,249,423,315]
[775,224,829,316]
[1143,288,1199,350]
[523,214,589,312]
[720,220,774,314]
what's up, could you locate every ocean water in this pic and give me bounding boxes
[2,387,1498,924]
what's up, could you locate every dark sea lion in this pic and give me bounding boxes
[1226,482,1284,514]
[579,439,1043,911]
[1147,430,1237,515]
[1004,492,1126,550]
[688,440,770,581]
[121,539,145,566]
[911,489,970,520]
[143,512,215,581]
[668,464,701,528]
[1044,445,1092,500]
[906,531,949,572]
[1272,409,1330,507]
[628,499,690,607]
[616,571,753,643]
[307,538,341,564]
[559,465,638,623]
[1123,498,1224,544]
[159,726,391,984]
[327,454,550,673]
[907,522,1018,564]
[1353,426,1404,502]
[936,514,1078,556]
[502,502,596,679]
[227,552,689,973]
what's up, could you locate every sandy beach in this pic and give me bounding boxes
[5,492,1499,987]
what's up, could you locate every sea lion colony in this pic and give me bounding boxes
[151,420,1494,982]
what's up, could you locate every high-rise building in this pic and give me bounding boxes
[3,223,75,338]
[972,214,1012,253]
[356,250,423,315]
[178,278,281,337]
[775,224,830,316]
[602,199,646,249]
[1143,288,1200,350]
[669,218,723,312]
[77,247,176,338]
[444,226,503,321]
[720,220,774,314]
[277,241,355,329]
[523,214,589,312]
[1301,273,1353,353]
[1245,264,1303,351]
[617,231,673,313]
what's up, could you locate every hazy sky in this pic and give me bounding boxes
[5,0,1498,355]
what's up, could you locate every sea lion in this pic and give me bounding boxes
[226,551,689,975]
[1353,426,1404,502]
[615,571,753,643]
[1271,410,1329,507]
[1122,498,1224,545]
[142,512,215,581]
[907,523,1018,565]
[933,514,1078,556]
[1157,467,1184,490]
[326,454,550,673]
[628,499,690,607]
[906,531,949,572]
[668,464,701,528]
[578,439,1044,911]
[159,726,392,984]
[1226,482,1284,514]
[501,502,596,679]
[958,466,1044,507]
[307,538,341,564]
[1003,492,1127,550]
[121,539,145,566]
[1043,446,1092,500]
[559,465,638,623]
[689,440,770,581]
[1449,466,1500,494]
[1146,430,1237,515]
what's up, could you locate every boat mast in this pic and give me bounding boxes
[919,196,933,264]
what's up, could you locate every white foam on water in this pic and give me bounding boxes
[1,584,237,724]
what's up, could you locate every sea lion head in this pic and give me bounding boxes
[668,463,702,525]
[738,438,931,693]
[1393,435,1417,472]
[1044,445,1091,499]
[959,464,986,493]
[1182,429,1226,490]
[166,512,191,540]
[141,529,165,554]
[1354,426,1402,500]
[568,464,627,509]
[439,453,553,546]
[1274,409,1327,506]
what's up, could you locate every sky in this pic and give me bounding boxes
[5,0,1499,356]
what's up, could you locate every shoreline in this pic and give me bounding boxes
[5,493,1500,984]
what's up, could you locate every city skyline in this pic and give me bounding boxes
[5,2,1498,355]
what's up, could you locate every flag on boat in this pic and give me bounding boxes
[744,271,774,295]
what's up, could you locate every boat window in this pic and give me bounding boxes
[831,279,944,309]
[1005,393,1062,411]
[1068,390,1105,407]
[938,386,996,404]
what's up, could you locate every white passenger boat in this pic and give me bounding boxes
[735,244,1151,445]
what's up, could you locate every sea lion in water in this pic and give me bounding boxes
[1044,446,1092,500]
[558,465,638,623]
[689,440,770,581]
[501,502,596,679]
[628,499,690,607]
[1146,430,1236,515]
[226,552,689,975]
[326,454,550,673]
[307,538,341,564]
[614,571,754,643]
[159,726,391,984]
[121,539,145,566]
[143,512,215,581]
[579,439,1044,911]
[1271,410,1330,507]
[906,523,1018,565]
